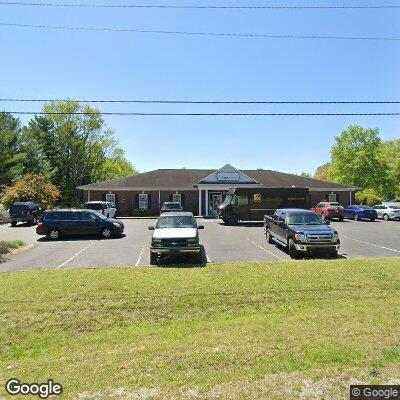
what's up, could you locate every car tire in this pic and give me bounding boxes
[48,228,61,240]
[229,215,240,225]
[383,214,390,221]
[353,214,359,221]
[11,221,17,227]
[100,227,113,239]
[329,250,338,259]
[150,252,157,265]
[192,253,202,264]
[288,239,300,259]
[266,230,274,244]
[338,217,344,222]
[370,218,376,222]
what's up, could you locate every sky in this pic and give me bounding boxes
[1,0,399,175]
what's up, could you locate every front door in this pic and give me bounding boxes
[209,193,222,217]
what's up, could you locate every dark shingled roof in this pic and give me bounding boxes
[78,168,356,190]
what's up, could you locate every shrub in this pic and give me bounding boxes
[355,189,382,207]
[0,174,61,210]
[0,204,10,224]
[132,208,153,217]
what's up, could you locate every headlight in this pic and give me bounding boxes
[332,233,339,242]
[113,222,121,228]
[294,233,305,242]
[152,239,162,247]
[187,238,198,247]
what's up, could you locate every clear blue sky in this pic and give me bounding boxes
[1,1,399,174]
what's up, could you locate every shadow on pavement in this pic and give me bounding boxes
[156,245,207,268]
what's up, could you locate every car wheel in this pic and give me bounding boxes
[191,253,202,264]
[48,228,61,240]
[338,217,344,222]
[370,218,376,222]
[288,239,300,259]
[100,227,113,239]
[229,215,240,225]
[383,213,390,221]
[11,221,17,227]
[266,230,274,244]
[353,214,359,221]
[150,252,157,265]
[329,250,338,259]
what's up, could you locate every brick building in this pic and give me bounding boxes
[77,164,358,217]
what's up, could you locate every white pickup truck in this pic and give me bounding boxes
[148,212,204,265]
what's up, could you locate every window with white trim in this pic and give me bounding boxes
[106,193,115,205]
[172,193,182,205]
[139,194,148,209]
[328,193,337,202]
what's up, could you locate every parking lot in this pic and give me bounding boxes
[1,217,400,272]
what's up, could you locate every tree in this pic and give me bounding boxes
[380,139,400,198]
[96,148,136,181]
[0,112,25,186]
[314,163,332,182]
[299,172,312,178]
[355,189,382,206]
[0,174,60,209]
[330,125,389,193]
[23,101,118,205]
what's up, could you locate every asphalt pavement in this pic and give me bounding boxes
[1,217,400,272]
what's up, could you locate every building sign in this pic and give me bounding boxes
[253,194,262,204]
[217,172,240,182]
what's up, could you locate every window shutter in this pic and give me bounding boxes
[147,194,152,210]
[336,193,340,203]
[169,193,173,201]
[102,193,107,201]
[114,194,119,210]
[181,193,186,207]
[135,194,139,209]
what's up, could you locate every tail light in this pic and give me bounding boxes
[37,222,44,228]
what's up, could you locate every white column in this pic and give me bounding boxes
[349,190,352,205]
[158,190,161,210]
[205,189,209,216]
[87,190,91,202]
[198,189,202,216]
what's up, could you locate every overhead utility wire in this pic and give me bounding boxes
[1,2,400,9]
[1,98,400,104]
[2,111,400,117]
[1,22,399,41]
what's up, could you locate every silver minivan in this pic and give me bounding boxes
[373,204,400,221]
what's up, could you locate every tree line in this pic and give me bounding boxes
[0,100,135,206]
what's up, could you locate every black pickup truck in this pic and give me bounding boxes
[264,208,340,259]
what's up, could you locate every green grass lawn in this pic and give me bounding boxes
[1,258,400,399]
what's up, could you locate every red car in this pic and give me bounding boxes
[311,201,345,221]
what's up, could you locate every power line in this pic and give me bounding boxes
[1,2,400,10]
[1,22,399,41]
[1,98,400,104]
[2,111,400,116]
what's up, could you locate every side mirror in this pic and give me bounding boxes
[325,220,331,225]
[197,225,204,229]
[148,226,155,230]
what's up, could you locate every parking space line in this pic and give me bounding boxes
[56,241,95,269]
[246,238,284,260]
[135,247,145,266]
[342,235,400,254]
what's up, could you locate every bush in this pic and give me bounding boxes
[355,189,382,206]
[0,204,10,224]
[0,174,60,210]
[132,208,154,217]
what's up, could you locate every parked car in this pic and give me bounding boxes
[36,209,124,240]
[264,209,340,259]
[373,204,400,221]
[344,205,377,221]
[83,201,116,218]
[9,202,42,226]
[311,201,345,221]
[148,212,204,265]
[160,202,184,213]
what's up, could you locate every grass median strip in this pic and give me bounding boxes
[0,258,400,399]
[0,240,26,261]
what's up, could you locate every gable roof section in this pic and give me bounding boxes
[77,168,358,191]
[198,164,259,184]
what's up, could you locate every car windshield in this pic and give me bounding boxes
[156,216,196,229]
[164,203,181,209]
[84,203,103,210]
[222,194,234,205]
[287,213,323,225]
[10,205,28,212]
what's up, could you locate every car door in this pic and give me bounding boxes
[78,211,102,235]
[374,206,383,218]
[344,206,354,218]
[274,212,287,242]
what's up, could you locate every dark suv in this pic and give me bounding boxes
[36,209,124,240]
[10,202,42,226]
